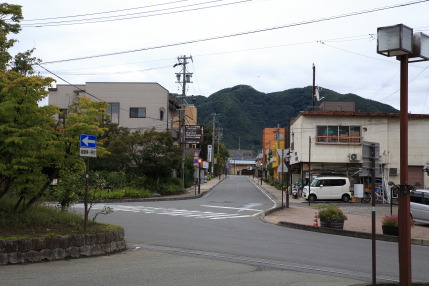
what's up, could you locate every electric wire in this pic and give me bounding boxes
[20,0,256,27]
[20,0,190,21]
[42,0,429,64]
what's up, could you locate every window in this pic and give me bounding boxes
[106,103,119,124]
[411,191,429,205]
[59,108,67,120]
[159,108,165,121]
[130,107,146,118]
[316,125,361,144]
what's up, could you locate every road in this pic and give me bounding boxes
[3,176,429,285]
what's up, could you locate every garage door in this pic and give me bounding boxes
[408,166,424,187]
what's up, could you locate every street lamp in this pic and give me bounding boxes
[377,24,429,285]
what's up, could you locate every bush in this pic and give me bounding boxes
[98,187,153,199]
[318,206,348,222]
[155,184,185,196]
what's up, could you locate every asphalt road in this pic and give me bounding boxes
[3,176,429,285]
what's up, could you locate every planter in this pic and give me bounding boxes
[382,225,399,236]
[320,220,344,229]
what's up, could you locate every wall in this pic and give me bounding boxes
[0,229,126,265]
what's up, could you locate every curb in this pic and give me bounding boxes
[262,212,429,246]
[255,178,429,246]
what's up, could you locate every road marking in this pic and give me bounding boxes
[201,204,263,212]
[73,204,258,220]
[248,177,277,209]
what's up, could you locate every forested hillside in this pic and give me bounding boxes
[188,85,398,153]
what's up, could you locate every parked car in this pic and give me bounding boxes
[410,189,429,224]
[302,176,351,202]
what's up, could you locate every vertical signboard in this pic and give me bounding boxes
[207,145,212,162]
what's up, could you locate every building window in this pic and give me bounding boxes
[316,125,361,144]
[59,108,68,120]
[130,107,146,118]
[160,108,165,121]
[106,103,119,124]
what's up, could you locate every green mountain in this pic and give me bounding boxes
[188,85,398,153]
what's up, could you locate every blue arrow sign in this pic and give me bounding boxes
[80,134,97,148]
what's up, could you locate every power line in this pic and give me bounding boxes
[42,0,429,64]
[20,0,189,21]
[20,0,255,27]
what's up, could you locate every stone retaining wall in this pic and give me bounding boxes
[0,228,126,265]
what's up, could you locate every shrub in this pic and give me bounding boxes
[155,184,184,196]
[99,188,153,199]
[318,206,348,222]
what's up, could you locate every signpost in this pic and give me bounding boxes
[80,134,97,231]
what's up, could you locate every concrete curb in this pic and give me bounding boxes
[0,228,126,265]
[260,209,429,246]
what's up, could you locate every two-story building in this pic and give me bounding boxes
[48,82,178,132]
[289,110,429,191]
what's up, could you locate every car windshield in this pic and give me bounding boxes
[310,179,320,187]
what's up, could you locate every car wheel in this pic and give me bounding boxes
[341,194,350,203]
[308,194,317,202]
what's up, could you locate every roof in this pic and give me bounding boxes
[290,111,429,125]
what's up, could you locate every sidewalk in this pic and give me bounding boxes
[249,177,429,246]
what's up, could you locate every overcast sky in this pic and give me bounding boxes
[8,0,429,113]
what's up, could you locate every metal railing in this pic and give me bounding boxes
[316,135,363,144]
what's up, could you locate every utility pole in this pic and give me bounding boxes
[275,124,282,207]
[211,113,219,175]
[174,55,193,189]
[312,64,316,111]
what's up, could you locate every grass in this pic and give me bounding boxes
[0,198,120,240]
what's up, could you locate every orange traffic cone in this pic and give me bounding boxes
[313,212,318,227]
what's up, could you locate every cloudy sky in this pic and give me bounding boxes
[8,0,429,113]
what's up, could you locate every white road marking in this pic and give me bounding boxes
[73,204,259,220]
[201,204,263,212]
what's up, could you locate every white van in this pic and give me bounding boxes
[302,176,351,202]
[410,189,429,224]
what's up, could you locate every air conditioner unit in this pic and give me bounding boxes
[349,153,358,161]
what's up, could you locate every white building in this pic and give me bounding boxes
[289,111,429,189]
[48,82,178,132]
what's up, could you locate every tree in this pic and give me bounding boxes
[98,128,180,181]
[0,3,23,70]
[0,86,109,211]
[10,48,42,76]
[0,70,57,208]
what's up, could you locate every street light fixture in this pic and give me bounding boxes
[377,23,429,285]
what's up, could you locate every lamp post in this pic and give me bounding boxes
[377,24,429,286]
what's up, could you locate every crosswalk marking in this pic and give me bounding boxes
[73,204,262,220]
